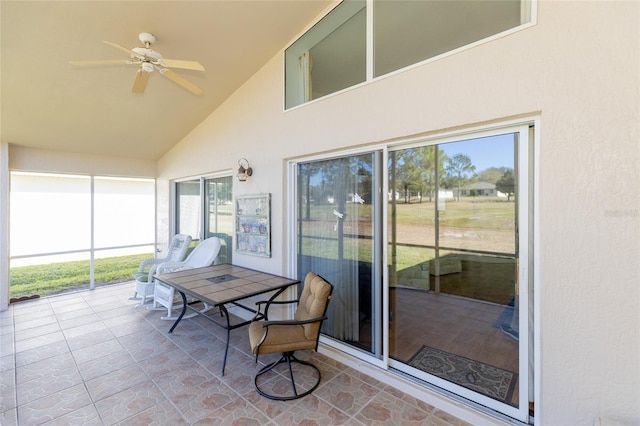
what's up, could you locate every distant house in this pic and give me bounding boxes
[456,182,508,198]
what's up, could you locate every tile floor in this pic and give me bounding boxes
[1,282,473,425]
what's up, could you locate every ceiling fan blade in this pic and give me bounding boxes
[103,40,137,56]
[70,59,130,67]
[160,59,205,71]
[132,70,150,93]
[158,68,203,95]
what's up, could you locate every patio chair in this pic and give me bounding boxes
[248,272,333,400]
[151,236,222,320]
[129,233,192,308]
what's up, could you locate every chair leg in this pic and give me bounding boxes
[254,352,321,401]
[284,352,297,397]
[128,290,141,301]
[134,285,152,309]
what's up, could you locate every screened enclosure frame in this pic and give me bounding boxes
[9,172,156,291]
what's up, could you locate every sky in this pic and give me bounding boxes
[439,133,515,172]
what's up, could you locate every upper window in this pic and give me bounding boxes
[285,0,530,109]
[285,0,366,109]
[374,0,524,77]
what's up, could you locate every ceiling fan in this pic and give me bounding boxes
[70,32,205,95]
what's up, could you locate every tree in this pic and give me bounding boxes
[477,167,511,185]
[390,146,446,203]
[393,149,422,203]
[445,154,476,201]
[496,170,515,201]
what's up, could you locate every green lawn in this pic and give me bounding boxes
[390,197,515,229]
[10,253,152,298]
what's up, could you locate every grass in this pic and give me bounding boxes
[9,253,152,298]
[390,197,515,229]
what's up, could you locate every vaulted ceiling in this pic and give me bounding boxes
[1,1,332,161]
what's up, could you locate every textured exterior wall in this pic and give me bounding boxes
[158,1,640,424]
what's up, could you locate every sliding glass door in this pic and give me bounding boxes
[175,175,233,264]
[296,153,382,356]
[388,130,530,421]
[204,176,233,264]
[292,125,533,422]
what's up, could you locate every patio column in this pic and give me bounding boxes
[0,142,9,311]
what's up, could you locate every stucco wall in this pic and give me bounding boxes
[158,1,640,424]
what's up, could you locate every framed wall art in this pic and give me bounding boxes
[235,193,271,257]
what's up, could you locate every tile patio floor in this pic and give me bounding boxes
[1,282,476,425]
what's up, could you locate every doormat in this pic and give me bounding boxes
[408,345,517,405]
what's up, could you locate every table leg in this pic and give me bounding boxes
[220,304,231,375]
[169,291,188,334]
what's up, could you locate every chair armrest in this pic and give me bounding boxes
[256,299,299,306]
[138,258,159,272]
[155,261,187,274]
[260,316,327,328]
[254,299,299,320]
[146,264,158,283]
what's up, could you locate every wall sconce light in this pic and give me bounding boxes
[237,158,253,182]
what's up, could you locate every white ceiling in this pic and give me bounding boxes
[1,1,332,161]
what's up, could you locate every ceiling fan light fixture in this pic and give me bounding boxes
[140,62,154,73]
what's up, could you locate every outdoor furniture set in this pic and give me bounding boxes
[131,238,333,400]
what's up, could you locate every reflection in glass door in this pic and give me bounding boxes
[204,176,233,264]
[296,153,382,356]
[388,130,530,421]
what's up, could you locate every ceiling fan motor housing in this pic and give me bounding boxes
[132,47,163,64]
[140,62,154,73]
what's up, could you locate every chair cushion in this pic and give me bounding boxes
[296,273,332,340]
[248,321,316,355]
[134,273,148,283]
